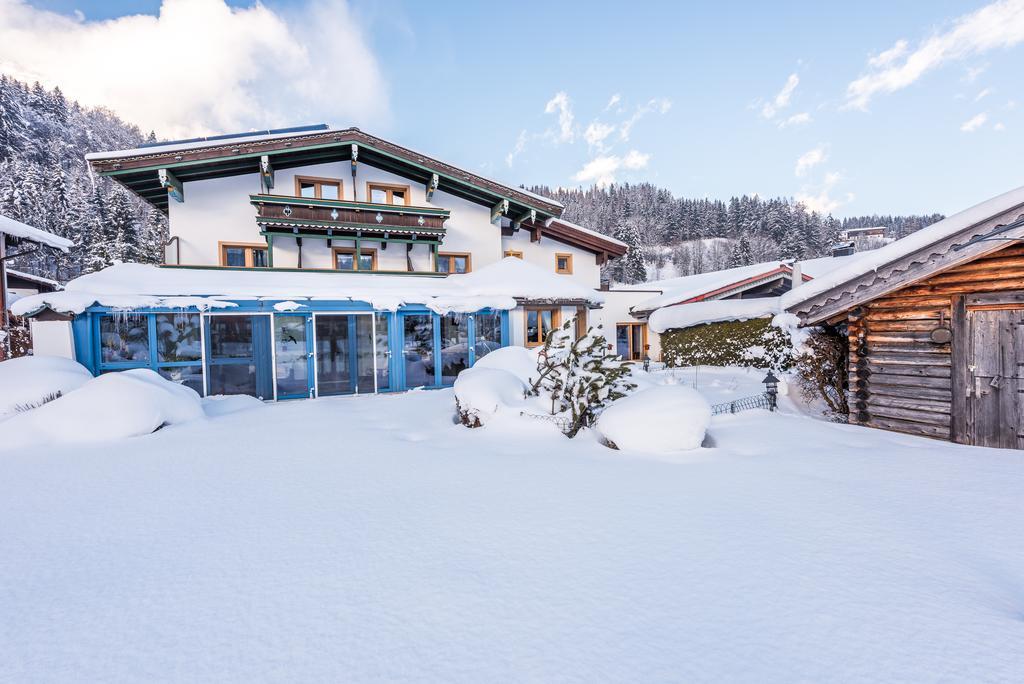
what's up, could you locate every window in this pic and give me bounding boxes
[367,182,410,206]
[100,313,150,363]
[524,307,560,347]
[473,312,503,360]
[98,313,204,395]
[504,250,523,259]
[440,313,469,385]
[616,323,648,361]
[220,242,268,268]
[333,247,377,271]
[436,253,471,274]
[295,176,342,200]
[555,253,573,274]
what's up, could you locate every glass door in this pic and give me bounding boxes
[314,314,377,396]
[205,314,273,399]
[274,315,313,399]
[402,313,436,389]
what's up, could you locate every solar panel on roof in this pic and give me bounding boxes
[138,124,329,149]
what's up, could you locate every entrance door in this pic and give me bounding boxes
[205,314,274,399]
[314,314,376,396]
[401,313,436,388]
[274,315,314,399]
[957,294,1024,448]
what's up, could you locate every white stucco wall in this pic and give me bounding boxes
[590,289,663,361]
[29,320,76,360]
[501,231,602,289]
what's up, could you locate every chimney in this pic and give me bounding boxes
[599,278,611,291]
[790,260,802,286]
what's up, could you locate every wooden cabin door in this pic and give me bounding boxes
[958,295,1024,449]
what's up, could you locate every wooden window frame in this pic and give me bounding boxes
[294,175,343,200]
[616,322,648,361]
[504,250,524,259]
[555,252,574,275]
[366,182,412,206]
[524,306,561,347]
[219,241,269,268]
[332,246,378,272]
[574,305,588,339]
[437,252,473,274]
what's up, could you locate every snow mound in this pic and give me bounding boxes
[471,345,540,385]
[453,367,529,424]
[201,394,265,418]
[0,369,203,451]
[597,385,711,452]
[0,355,93,418]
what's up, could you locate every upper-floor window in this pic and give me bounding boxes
[220,242,268,268]
[437,252,471,274]
[555,253,573,275]
[296,176,342,200]
[504,250,523,259]
[334,247,377,271]
[367,182,410,206]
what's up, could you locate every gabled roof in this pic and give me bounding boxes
[86,125,563,219]
[5,269,61,290]
[0,214,73,252]
[783,184,1024,324]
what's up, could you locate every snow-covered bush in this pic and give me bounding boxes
[527,321,635,437]
[792,326,849,420]
[0,368,204,450]
[661,317,796,370]
[597,385,711,452]
[0,355,93,417]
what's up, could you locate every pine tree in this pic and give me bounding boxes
[727,233,753,267]
[611,221,647,284]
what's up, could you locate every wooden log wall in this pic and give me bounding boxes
[847,243,1024,441]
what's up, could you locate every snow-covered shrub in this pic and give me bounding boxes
[453,346,538,427]
[792,326,849,420]
[0,355,93,418]
[0,368,204,450]
[528,321,635,437]
[661,317,796,370]
[597,385,711,452]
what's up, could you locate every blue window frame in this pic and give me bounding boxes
[95,312,204,395]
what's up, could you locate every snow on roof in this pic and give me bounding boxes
[648,297,782,333]
[84,127,333,161]
[782,184,1024,312]
[11,257,602,317]
[549,218,628,248]
[794,251,875,279]
[0,214,73,252]
[627,260,793,312]
[5,269,61,288]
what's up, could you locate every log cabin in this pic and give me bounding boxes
[784,185,1024,449]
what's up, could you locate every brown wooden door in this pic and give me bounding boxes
[964,304,1024,449]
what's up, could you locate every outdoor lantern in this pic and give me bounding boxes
[762,370,780,411]
[642,355,651,372]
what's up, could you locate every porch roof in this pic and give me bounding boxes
[12,257,604,318]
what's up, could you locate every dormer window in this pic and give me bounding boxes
[296,176,342,200]
[367,183,410,206]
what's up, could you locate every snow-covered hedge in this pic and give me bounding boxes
[1,369,204,450]
[596,385,711,452]
[661,317,796,370]
[0,355,93,417]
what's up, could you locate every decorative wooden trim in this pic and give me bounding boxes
[555,252,574,275]
[504,250,523,259]
[332,246,378,271]
[437,252,472,274]
[365,182,412,206]
[523,306,561,347]
[294,175,343,200]
[218,241,269,268]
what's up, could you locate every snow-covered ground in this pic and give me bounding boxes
[2,373,1024,681]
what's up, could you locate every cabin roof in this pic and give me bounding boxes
[783,184,1024,324]
[86,125,564,219]
[0,214,73,252]
[626,260,808,313]
[5,269,61,290]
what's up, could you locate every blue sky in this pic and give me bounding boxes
[8,0,1024,217]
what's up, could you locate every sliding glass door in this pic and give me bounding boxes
[274,315,313,400]
[402,314,435,389]
[205,314,274,399]
[314,313,377,396]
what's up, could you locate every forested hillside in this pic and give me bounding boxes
[529,184,944,283]
[0,75,166,282]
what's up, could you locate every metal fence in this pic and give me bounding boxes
[710,392,773,415]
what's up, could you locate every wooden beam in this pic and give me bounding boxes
[351,143,359,181]
[530,225,541,243]
[490,199,509,224]
[512,209,536,231]
[158,168,183,203]
[426,173,439,202]
[260,156,274,191]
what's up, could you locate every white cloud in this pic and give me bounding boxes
[505,129,527,167]
[605,93,621,110]
[544,91,575,143]
[868,39,909,67]
[795,145,828,176]
[845,0,1024,110]
[573,150,650,188]
[961,112,989,131]
[975,87,993,101]
[965,64,989,82]
[796,171,852,214]
[0,0,389,138]
[778,112,812,128]
[995,121,1007,131]
[620,97,671,140]
[583,121,616,149]
[761,73,799,119]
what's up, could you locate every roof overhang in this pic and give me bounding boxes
[88,128,563,220]
[505,219,628,260]
[630,265,807,316]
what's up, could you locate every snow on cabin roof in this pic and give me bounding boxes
[5,269,61,289]
[626,260,796,312]
[0,214,73,252]
[548,218,628,248]
[782,183,1024,314]
[10,258,603,318]
[648,297,783,334]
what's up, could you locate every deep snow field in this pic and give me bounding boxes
[2,375,1024,681]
